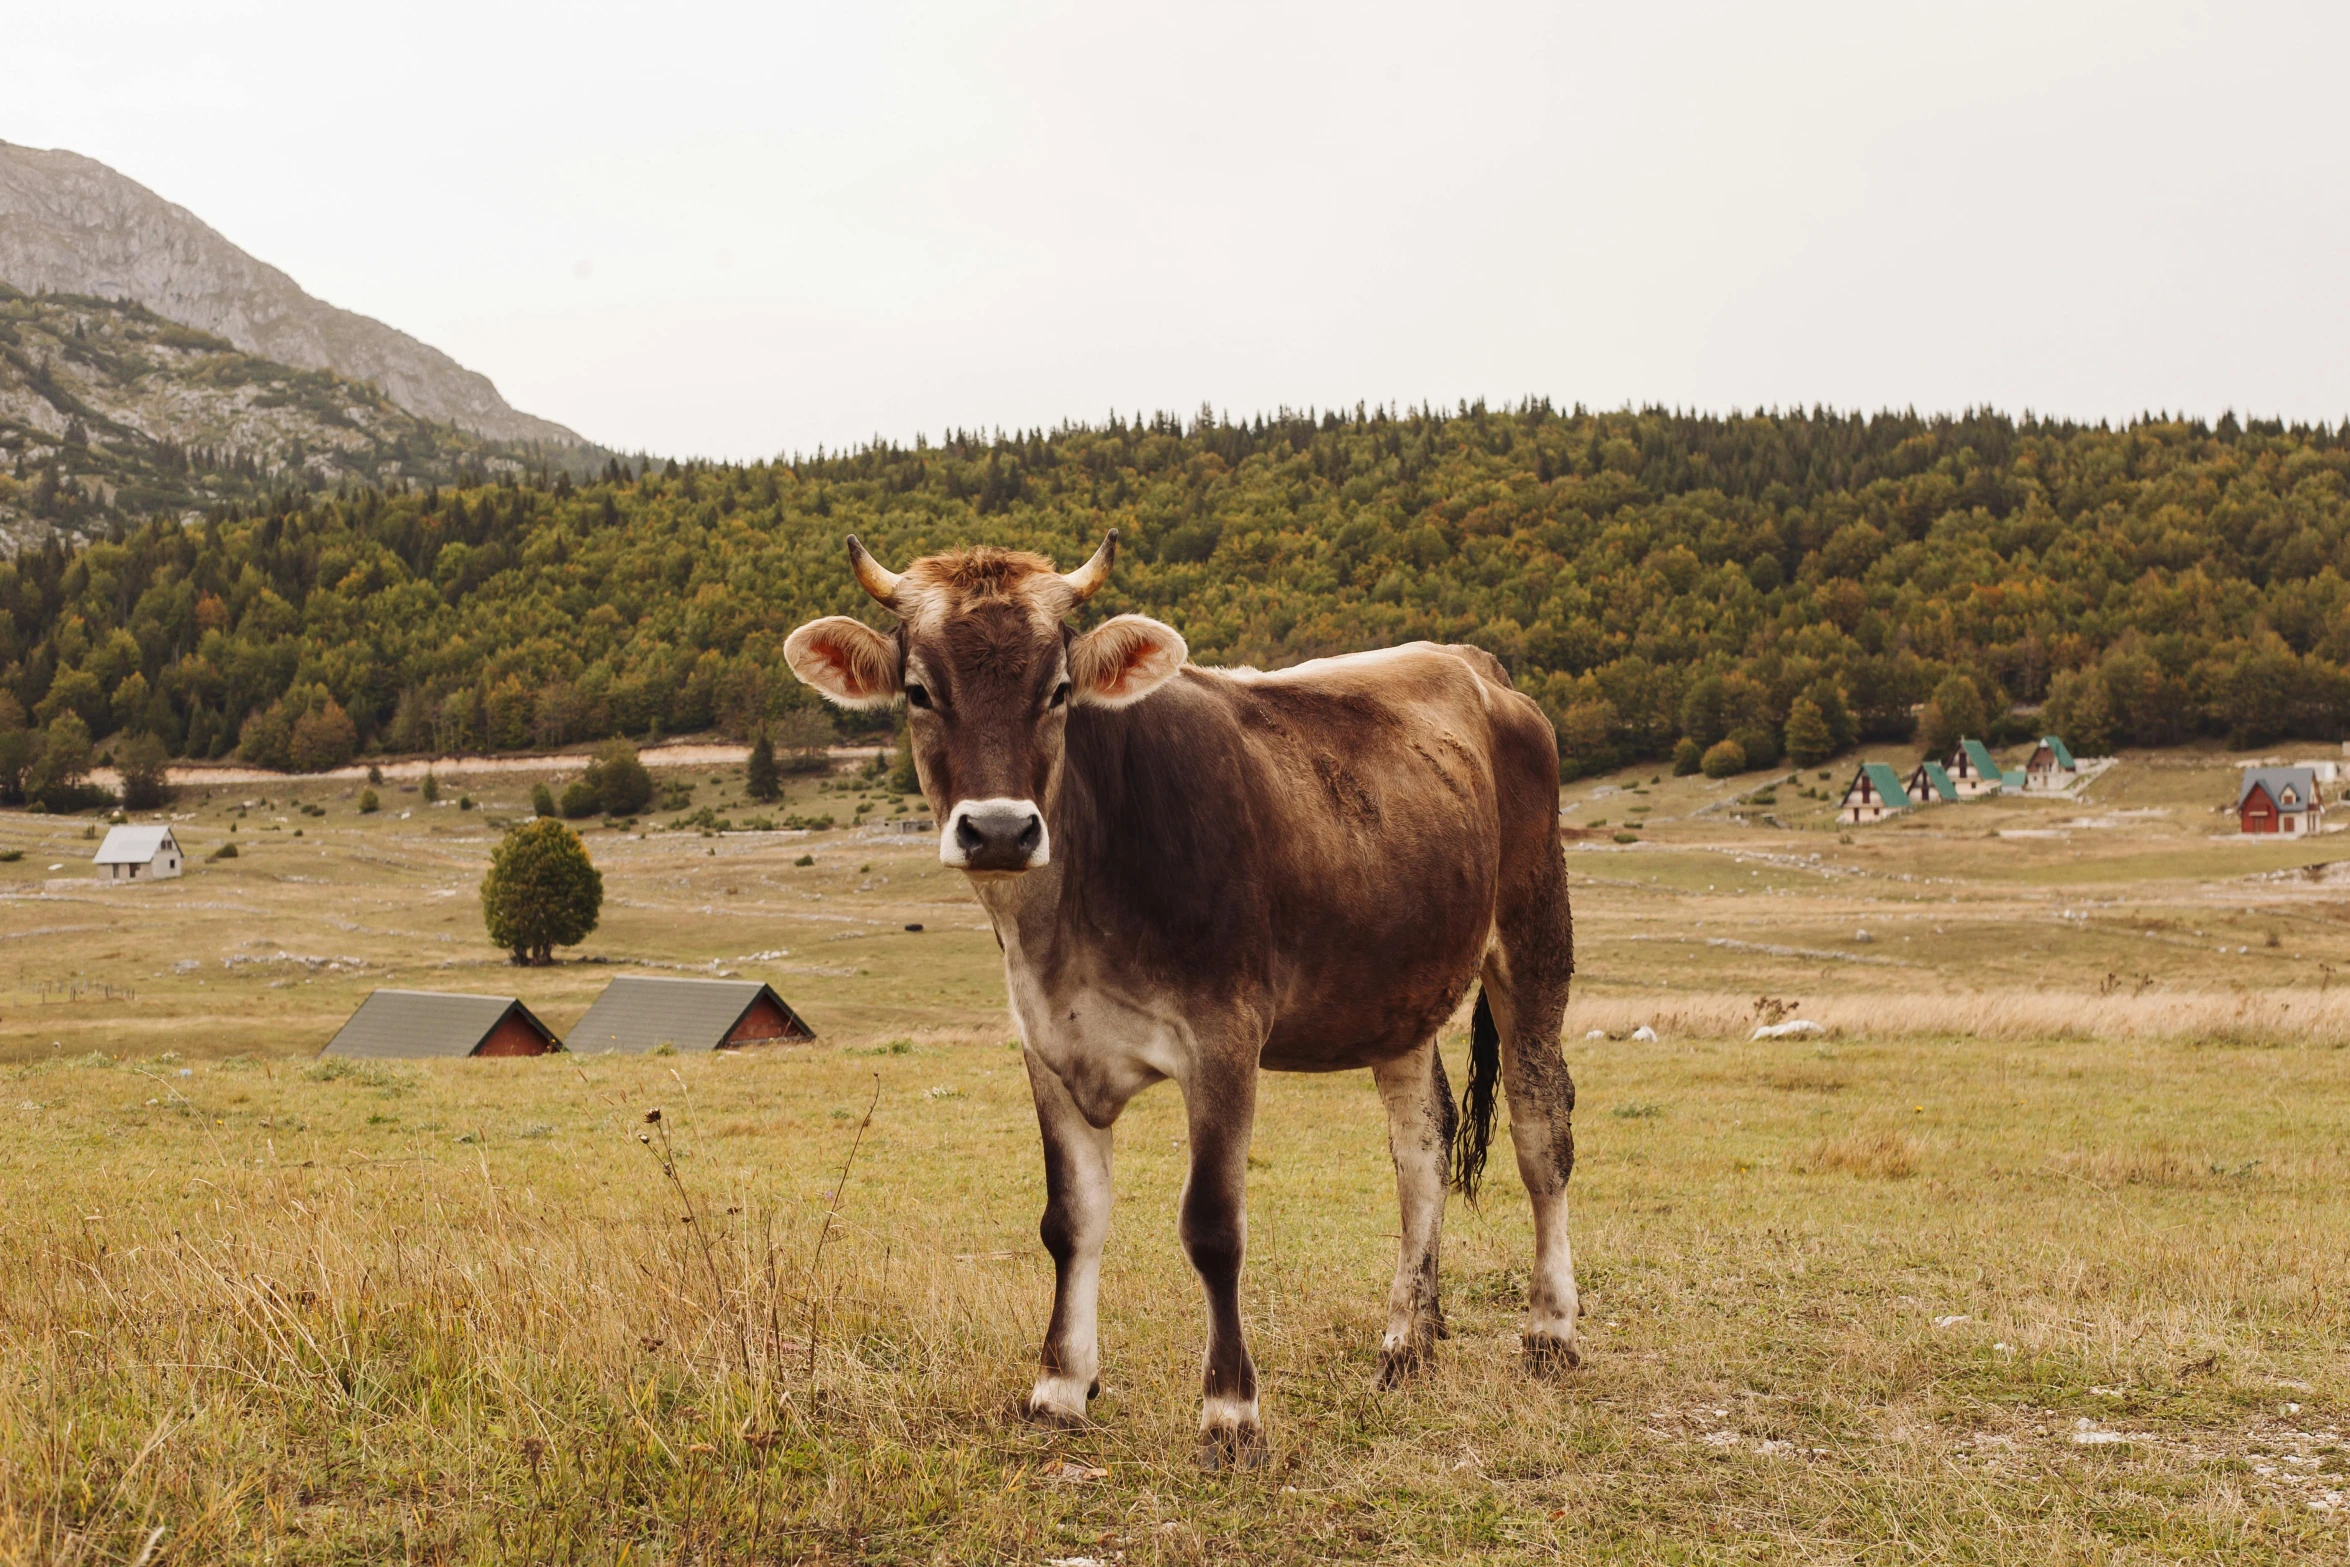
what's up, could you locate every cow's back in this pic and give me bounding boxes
[1056,642,1561,1070]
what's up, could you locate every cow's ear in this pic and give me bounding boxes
[785,617,900,708]
[1069,615,1187,709]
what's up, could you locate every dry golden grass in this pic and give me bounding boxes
[4,1025,2348,1563]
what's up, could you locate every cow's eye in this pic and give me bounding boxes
[1049,681,1071,709]
[905,683,933,710]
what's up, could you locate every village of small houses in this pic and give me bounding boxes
[6,720,2350,1560]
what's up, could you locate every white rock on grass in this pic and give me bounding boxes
[1631,1025,1659,1042]
[1752,1019,1824,1039]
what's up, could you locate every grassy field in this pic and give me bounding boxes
[3,745,2348,1562]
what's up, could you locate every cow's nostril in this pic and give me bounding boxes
[957,817,987,853]
[1016,816,1042,852]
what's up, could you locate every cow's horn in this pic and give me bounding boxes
[1060,531,1118,604]
[846,536,902,607]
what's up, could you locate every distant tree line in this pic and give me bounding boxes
[2,403,2348,800]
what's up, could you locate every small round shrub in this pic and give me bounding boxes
[1700,738,1748,779]
[1670,737,1703,776]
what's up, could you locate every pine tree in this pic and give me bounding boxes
[888,725,919,795]
[745,731,780,802]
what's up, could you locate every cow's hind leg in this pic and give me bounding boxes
[1371,1039,1453,1386]
[1024,1049,1113,1424]
[1484,942,1582,1375]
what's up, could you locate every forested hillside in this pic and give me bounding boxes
[4,403,2349,795]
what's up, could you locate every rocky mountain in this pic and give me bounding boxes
[0,141,581,446]
[0,286,591,552]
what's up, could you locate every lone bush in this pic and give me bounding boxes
[1670,737,1703,776]
[584,740,654,816]
[421,771,440,804]
[1700,738,1748,779]
[480,818,603,966]
[358,788,380,814]
[532,782,557,818]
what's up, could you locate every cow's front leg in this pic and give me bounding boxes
[1024,1048,1113,1424]
[1180,1063,1262,1468]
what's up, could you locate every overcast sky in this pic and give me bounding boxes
[8,1,2346,458]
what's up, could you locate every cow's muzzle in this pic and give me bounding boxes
[941,798,1050,874]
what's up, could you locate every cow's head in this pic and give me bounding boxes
[783,532,1186,876]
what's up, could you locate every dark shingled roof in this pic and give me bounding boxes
[322,990,557,1059]
[2239,766,2323,813]
[566,975,814,1054]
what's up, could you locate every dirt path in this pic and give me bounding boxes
[89,743,888,790]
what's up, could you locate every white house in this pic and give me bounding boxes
[93,825,184,882]
[1837,762,1913,825]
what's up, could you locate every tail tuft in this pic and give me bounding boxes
[1451,988,1501,1202]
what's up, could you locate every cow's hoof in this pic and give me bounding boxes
[1024,1373,1096,1427]
[1197,1425,1268,1472]
[1375,1339,1431,1389]
[1521,1331,1584,1377]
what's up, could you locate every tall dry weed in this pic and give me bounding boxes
[1800,1129,1922,1179]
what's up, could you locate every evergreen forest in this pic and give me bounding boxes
[4,402,2349,798]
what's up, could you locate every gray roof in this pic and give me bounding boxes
[2239,766,2324,813]
[94,825,179,864]
[322,989,556,1059]
[567,975,813,1054]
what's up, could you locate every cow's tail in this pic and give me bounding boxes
[1451,988,1502,1203]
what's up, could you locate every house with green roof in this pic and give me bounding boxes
[1837,762,1912,825]
[2024,735,2078,791]
[1947,738,2005,797]
[1907,759,1961,803]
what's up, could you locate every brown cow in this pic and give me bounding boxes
[785,532,1580,1465]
